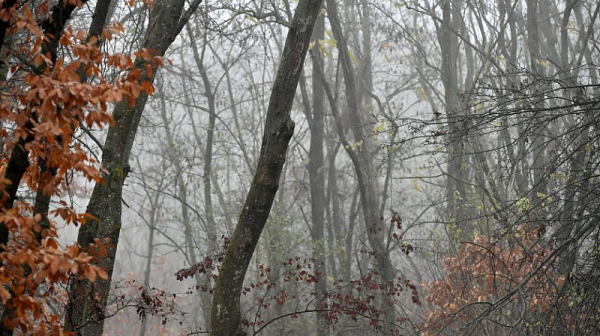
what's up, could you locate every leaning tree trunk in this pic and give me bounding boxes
[209,1,323,335]
[65,1,203,335]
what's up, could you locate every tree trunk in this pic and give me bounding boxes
[65,1,203,335]
[133,155,164,336]
[324,0,392,284]
[209,1,323,334]
[188,24,218,256]
[156,85,209,328]
[307,10,329,336]
[325,142,341,280]
[526,0,548,214]
[439,0,469,238]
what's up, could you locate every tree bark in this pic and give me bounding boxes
[209,1,323,334]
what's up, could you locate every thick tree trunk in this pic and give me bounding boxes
[65,1,203,335]
[209,1,323,334]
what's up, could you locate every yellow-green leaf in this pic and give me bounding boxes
[418,87,429,102]
[534,58,549,69]
[348,51,359,66]
[413,179,422,192]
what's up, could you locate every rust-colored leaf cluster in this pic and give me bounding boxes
[420,225,564,335]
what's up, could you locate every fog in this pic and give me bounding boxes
[1,0,600,335]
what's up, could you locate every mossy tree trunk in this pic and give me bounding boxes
[209,1,323,334]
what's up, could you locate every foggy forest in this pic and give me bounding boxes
[0,0,599,335]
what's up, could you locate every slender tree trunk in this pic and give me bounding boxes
[344,188,360,284]
[526,0,548,214]
[312,3,396,330]
[188,25,218,255]
[325,142,341,280]
[439,0,468,238]
[307,10,329,336]
[133,155,164,336]
[554,0,592,274]
[324,0,392,284]
[209,1,323,334]
[358,0,373,109]
[184,22,222,326]
[265,215,286,334]
[156,86,209,327]
[137,223,155,336]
